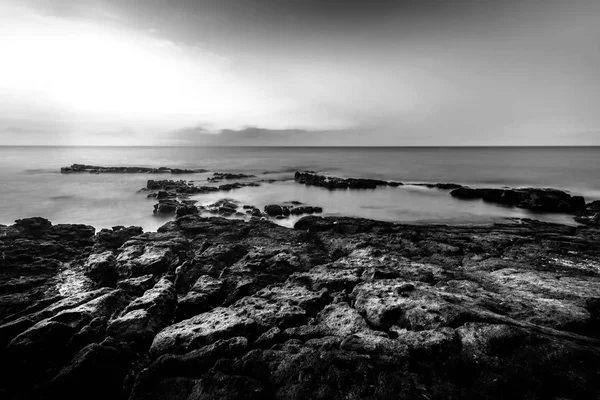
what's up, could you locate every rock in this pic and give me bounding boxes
[294,171,391,190]
[153,199,181,215]
[117,275,156,297]
[60,164,204,174]
[450,186,587,213]
[289,206,323,215]
[149,307,257,356]
[3,215,600,400]
[212,172,256,180]
[95,226,143,250]
[176,275,224,320]
[175,204,198,218]
[264,204,285,216]
[450,187,482,199]
[48,342,131,400]
[84,251,117,287]
[230,283,327,329]
[116,239,178,278]
[107,278,176,349]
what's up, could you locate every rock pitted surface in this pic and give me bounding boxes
[1,215,600,399]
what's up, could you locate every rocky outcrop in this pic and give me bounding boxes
[60,164,206,174]
[264,204,323,217]
[295,171,401,189]
[574,200,600,226]
[1,215,600,399]
[209,172,256,181]
[450,186,586,213]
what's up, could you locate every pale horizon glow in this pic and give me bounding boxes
[1,0,599,146]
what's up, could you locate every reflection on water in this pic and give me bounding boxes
[0,146,598,231]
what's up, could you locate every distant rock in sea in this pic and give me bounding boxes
[294,171,402,189]
[60,164,207,174]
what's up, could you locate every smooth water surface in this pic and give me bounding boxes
[0,146,598,231]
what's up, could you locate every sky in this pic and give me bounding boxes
[0,0,599,146]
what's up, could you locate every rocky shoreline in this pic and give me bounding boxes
[1,212,600,399]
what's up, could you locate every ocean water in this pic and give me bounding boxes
[0,146,598,231]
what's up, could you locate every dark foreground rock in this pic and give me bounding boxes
[1,215,600,399]
[61,164,206,174]
[295,171,402,189]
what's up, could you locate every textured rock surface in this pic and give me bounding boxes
[1,215,600,399]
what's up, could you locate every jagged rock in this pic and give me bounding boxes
[2,215,600,400]
[231,283,327,329]
[176,275,224,320]
[84,251,117,287]
[116,246,175,278]
[150,307,257,357]
[107,278,176,348]
[175,204,198,218]
[95,226,143,250]
[153,199,181,215]
[117,275,156,297]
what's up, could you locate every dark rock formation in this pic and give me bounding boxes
[574,200,600,226]
[210,172,256,181]
[414,182,463,190]
[61,164,206,174]
[451,186,587,213]
[289,206,323,215]
[263,204,322,217]
[1,215,600,399]
[295,171,400,189]
[144,180,219,195]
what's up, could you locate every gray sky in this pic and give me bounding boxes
[1,0,599,145]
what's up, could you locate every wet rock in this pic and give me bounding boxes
[61,164,204,174]
[264,204,286,216]
[295,171,391,190]
[175,204,198,218]
[450,186,587,213]
[153,199,181,215]
[289,206,323,215]
[212,172,256,180]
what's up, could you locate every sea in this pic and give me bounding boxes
[0,146,598,232]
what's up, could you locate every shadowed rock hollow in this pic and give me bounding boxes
[1,215,600,399]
